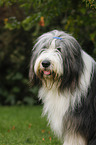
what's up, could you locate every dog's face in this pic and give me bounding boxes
[29,30,83,90]
[34,40,63,80]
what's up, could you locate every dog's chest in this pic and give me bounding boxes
[39,87,70,138]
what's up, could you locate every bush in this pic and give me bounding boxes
[0,0,96,105]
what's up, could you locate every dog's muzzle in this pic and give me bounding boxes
[41,60,52,76]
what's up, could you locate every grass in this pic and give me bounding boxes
[0,105,61,145]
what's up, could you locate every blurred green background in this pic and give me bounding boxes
[0,0,96,105]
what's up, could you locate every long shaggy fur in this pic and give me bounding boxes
[29,30,96,145]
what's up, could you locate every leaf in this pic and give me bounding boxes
[42,138,45,141]
[11,126,15,130]
[12,87,20,93]
[39,17,45,27]
[12,73,23,80]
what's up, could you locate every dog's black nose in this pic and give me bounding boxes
[42,60,50,68]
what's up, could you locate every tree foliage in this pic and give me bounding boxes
[0,0,96,105]
[83,0,96,10]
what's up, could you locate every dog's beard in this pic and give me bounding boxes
[36,68,61,89]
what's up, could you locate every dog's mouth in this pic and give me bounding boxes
[43,70,51,76]
[39,69,53,77]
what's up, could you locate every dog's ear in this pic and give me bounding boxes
[29,56,40,86]
[59,37,84,91]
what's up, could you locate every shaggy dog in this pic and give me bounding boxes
[29,30,96,145]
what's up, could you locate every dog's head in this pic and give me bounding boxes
[29,30,83,90]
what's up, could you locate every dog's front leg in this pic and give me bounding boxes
[63,133,87,145]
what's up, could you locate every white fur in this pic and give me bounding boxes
[38,50,93,144]
[39,86,70,138]
[63,133,87,145]
[70,50,93,109]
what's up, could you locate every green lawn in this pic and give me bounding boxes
[0,106,61,145]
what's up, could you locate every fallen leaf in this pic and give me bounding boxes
[49,137,52,141]
[12,126,15,130]
[8,129,10,132]
[41,129,45,133]
[28,124,32,128]
[42,138,45,141]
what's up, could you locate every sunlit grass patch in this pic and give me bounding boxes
[0,106,61,145]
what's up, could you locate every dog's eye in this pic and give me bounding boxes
[57,48,61,52]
